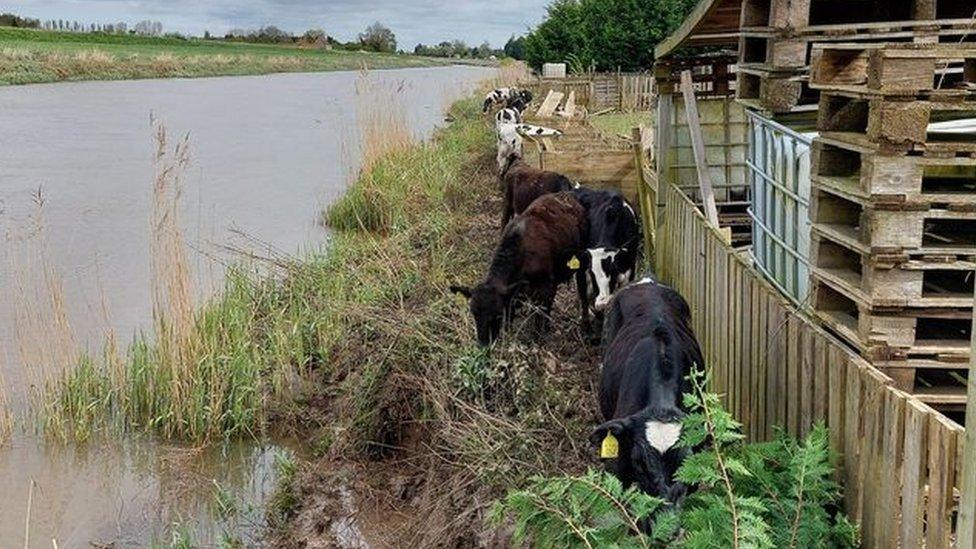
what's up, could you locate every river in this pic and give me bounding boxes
[0,65,491,547]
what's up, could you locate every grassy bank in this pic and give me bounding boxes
[0,27,459,85]
[39,66,602,544]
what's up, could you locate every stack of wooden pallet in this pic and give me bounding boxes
[807,43,976,410]
[736,0,976,113]
[737,0,810,113]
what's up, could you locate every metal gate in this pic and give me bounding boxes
[747,111,813,306]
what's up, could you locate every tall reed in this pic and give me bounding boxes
[0,374,11,443]
[323,72,416,232]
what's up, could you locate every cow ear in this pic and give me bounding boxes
[589,418,632,447]
[450,285,472,299]
[567,250,590,271]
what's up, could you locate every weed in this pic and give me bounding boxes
[267,448,299,527]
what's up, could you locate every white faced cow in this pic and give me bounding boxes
[591,276,703,517]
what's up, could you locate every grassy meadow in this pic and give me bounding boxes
[0,26,457,85]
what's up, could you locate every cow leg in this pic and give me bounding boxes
[533,284,557,338]
[576,268,591,336]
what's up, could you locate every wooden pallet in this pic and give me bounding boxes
[810,42,976,94]
[739,33,809,70]
[820,130,976,159]
[736,68,813,113]
[818,92,976,147]
[810,278,971,402]
[811,233,975,308]
[810,185,976,255]
[812,139,976,207]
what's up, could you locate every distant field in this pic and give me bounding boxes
[0,27,462,85]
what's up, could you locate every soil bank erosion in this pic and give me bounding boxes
[268,95,603,546]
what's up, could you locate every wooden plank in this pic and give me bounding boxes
[844,357,864,523]
[957,293,976,549]
[680,70,721,229]
[799,324,815,438]
[632,126,656,269]
[827,344,847,463]
[900,400,928,549]
[878,389,905,549]
[926,414,959,549]
[787,316,800,436]
[812,332,828,425]
[859,369,881,545]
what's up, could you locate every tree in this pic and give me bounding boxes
[303,28,326,41]
[504,35,526,60]
[358,22,396,53]
[523,0,698,71]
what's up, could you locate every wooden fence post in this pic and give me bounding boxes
[958,287,976,549]
[633,126,656,269]
[679,70,721,231]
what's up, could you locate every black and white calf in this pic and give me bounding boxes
[590,277,703,509]
[484,88,532,113]
[494,107,522,126]
[571,187,640,320]
[483,87,514,113]
[495,123,562,172]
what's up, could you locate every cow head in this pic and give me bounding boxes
[451,281,525,346]
[582,246,629,312]
[589,407,690,507]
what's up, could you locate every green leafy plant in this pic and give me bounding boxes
[492,370,859,548]
[489,469,677,548]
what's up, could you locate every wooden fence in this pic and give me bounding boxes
[535,72,654,111]
[653,181,966,548]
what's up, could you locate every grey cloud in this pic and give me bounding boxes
[14,0,547,47]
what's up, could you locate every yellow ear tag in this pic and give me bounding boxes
[600,432,619,459]
[567,256,581,270]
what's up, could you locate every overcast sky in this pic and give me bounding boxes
[8,0,550,48]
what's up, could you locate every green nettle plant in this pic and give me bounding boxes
[492,371,859,548]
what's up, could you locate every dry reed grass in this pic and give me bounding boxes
[6,189,80,408]
[150,52,182,75]
[0,374,12,443]
[488,60,531,90]
[355,70,413,170]
[149,120,197,428]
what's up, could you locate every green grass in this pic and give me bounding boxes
[0,26,458,85]
[589,111,654,138]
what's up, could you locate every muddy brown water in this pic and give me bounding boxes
[0,65,491,546]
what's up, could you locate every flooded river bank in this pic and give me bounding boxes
[0,65,491,546]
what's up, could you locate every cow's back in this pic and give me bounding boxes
[517,192,586,278]
[505,165,572,215]
[599,279,701,418]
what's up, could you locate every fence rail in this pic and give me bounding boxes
[652,181,966,548]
